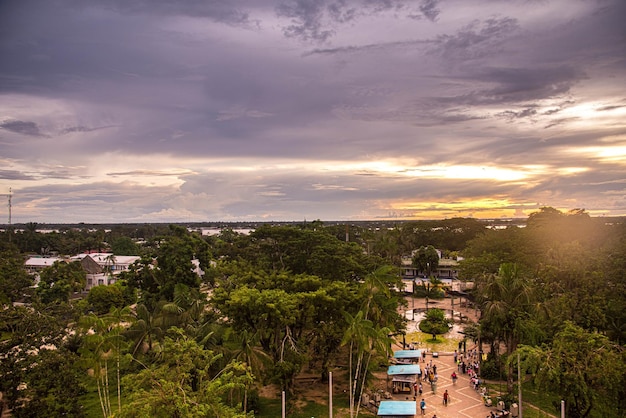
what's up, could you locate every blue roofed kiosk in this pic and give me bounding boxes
[377,400,416,417]
[393,349,423,364]
[387,364,421,394]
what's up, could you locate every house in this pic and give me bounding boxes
[24,256,65,275]
[387,364,421,394]
[400,250,461,280]
[70,253,140,290]
[399,248,467,292]
[24,256,66,286]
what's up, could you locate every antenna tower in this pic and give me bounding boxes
[3,188,12,225]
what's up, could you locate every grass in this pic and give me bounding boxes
[404,329,461,353]
[256,393,376,418]
[520,381,560,417]
[484,381,559,418]
[79,389,106,417]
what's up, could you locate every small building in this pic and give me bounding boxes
[387,364,420,394]
[377,400,416,418]
[400,250,461,281]
[70,253,140,290]
[24,256,65,274]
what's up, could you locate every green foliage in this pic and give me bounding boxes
[418,308,451,339]
[119,329,251,418]
[0,242,34,305]
[9,349,86,418]
[479,355,503,380]
[412,245,439,276]
[87,283,126,315]
[109,236,140,256]
[516,322,626,418]
[0,304,78,415]
[216,224,370,281]
[124,225,210,306]
[36,260,86,304]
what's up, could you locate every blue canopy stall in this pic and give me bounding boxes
[377,400,416,417]
[393,350,423,364]
[387,364,421,394]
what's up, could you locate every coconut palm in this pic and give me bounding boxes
[478,263,535,390]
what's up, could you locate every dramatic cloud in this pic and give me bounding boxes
[0,0,624,223]
[0,120,46,137]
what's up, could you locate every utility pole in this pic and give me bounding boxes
[518,353,523,418]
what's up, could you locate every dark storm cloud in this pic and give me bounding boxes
[426,65,586,113]
[1,0,624,222]
[0,169,37,181]
[496,107,538,121]
[432,17,520,61]
[64,0,252,25]
[107,169,195,177]
[61,125,116,134]
[0,165,84,181]
[0,120,45,137]
[544,118,579,129]
[276,0,378,42]
[419,0,440,22]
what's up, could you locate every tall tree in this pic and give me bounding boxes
[412,245,439,277]
[79,308,133,417]
[478,263,536,390]
[36,260,86,304]
[119,329,251,418]
[123,225,210,306]
[0,242,34,305]
[516,322,626,418]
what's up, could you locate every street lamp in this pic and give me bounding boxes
[412,277,416,320]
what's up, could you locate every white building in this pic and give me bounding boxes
[70,253,140,290]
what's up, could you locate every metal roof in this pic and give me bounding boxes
[393,349,422,359]
[387,364,421,375]
[377,400,416,416]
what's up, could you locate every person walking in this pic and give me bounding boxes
[443,389,449,406]
[420,398,426,416]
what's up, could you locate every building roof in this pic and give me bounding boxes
[393,350,422,359]
[24,257,64,267]
[71,253,139,264]
[377,400,416,416]
[387,364,421,376]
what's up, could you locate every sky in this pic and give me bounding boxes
[1,0,625,224]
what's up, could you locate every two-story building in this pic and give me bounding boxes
[70,253,140,290]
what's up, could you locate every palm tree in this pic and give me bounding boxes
[341,310,371,418]
[478,263,535,390]
[355,325,392,418]
[224,328,271,412]
[104,306,133,415]
[125,302,172,355]
[103,254,116,285]
[361,265,398,322]
[79,308,132,417]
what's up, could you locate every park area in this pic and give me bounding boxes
[254,296,559,418]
